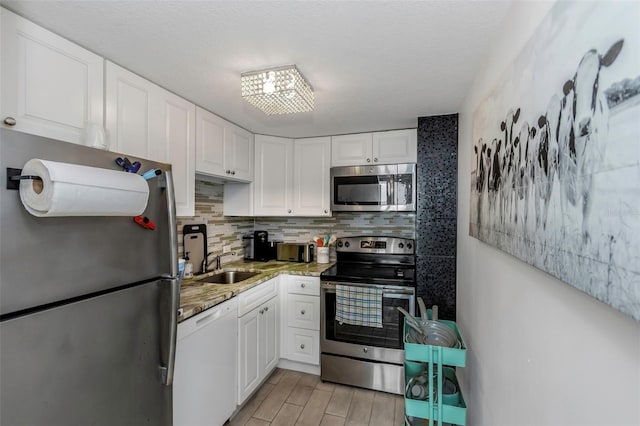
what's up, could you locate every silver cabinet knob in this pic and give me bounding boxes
[231,170,235,175]
[324,209,328,214]
[3,117,16,126]
[265,306,269,312]
[288,209,292,213]
[259,309,264,314]
[366,158,371,163]
[226,170,231,174]
[373,157,378,162]
[363,347,368,353]
[300,283,306,288]
[301,310,306,315]
[300,344,305,349]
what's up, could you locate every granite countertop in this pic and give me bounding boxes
[178,259,334,323]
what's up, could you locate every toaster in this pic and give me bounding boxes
[276,243,315,263]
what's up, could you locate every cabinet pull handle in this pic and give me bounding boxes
[300,283,306,288]
[265,306,269,312]
[226,170,231,174]
[300,344,305,349]
[259,309,264,314]
[288,209,292,213]
[3,117,16,126]
[231,170,236,175]
[373,157,378,162]
[324,209,328,214]
[366,158,371,163]
[300,310,306,315]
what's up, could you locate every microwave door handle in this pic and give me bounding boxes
[389,175,396,207]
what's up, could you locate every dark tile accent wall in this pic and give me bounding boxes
[417,114,458,320]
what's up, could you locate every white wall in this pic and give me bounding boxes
[457,1,640,425]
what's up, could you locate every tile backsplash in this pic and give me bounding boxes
[178,180,416,266]
[177,180,253,266]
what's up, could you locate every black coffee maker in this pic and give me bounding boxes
[243,230,269,262]
[254,231,270,261]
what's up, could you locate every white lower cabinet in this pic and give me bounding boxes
[281,276,321,366]
[237,278,280,405]
[174,298,238,426]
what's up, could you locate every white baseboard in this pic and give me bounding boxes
[277,359,320,375]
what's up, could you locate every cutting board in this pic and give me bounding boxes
[183,224,207,274]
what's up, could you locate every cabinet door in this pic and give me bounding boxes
[195,106,226,176]
[1,8,104,144]
[260,296,280,375]
[105,61,156,159]
[254,135,293,215]
[156,92,195,217]
[238,307,260,404]
[106,61,195,217]
[292,137,331,216]
[372,129,417,164]
[228,125,254,181]
[330,133,373,166]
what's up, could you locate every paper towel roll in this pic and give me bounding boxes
[19,159,149,217]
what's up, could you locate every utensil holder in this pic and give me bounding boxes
[317,247,330,263]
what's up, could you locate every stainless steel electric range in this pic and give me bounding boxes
[320,236,416,395]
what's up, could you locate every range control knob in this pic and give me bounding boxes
[398,243,404,249]
[344,241,350,248]
[337,241,343,248]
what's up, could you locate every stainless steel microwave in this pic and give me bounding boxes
[330,163,416,212]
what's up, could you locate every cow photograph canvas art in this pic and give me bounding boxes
[470,1,640,320]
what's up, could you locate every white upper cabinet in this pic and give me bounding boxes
[195,107,253,182]
[331,129,416,166]
[0,8,104,144]
[330,133,373,166]
[292,137,331,216]
[254,135,293,216]
[372,129,417,164]
[105,61,195,217]
[252,135,331,217]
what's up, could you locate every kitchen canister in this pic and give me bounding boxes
[317,247,330,263]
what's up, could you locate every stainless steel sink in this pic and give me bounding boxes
[199,271,259,284]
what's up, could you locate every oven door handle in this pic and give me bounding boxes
[321,282,414,296]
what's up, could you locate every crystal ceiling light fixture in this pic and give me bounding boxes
[241,65,314,115]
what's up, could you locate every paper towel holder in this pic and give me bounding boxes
[6,167,42,190]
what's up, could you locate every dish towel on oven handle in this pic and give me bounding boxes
[335,284,383,328]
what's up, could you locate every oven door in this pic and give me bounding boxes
[320,281,415,364]
[330,165,397,212]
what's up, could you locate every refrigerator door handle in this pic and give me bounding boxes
[159,275,180,386]
[159,169,179,386]
[163,170,179,277]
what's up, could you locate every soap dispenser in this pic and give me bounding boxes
[184,251,194,278]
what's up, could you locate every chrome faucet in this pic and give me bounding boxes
[215,251,236,270]
[202,251,236,273]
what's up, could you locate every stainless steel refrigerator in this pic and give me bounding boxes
[0,129,180,425]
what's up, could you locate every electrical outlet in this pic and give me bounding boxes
[223,245,231,253]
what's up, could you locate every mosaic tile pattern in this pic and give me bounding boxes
[177,180,253,266]
[417,114,458,320]
[178,180,415,265]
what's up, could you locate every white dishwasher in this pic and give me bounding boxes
[174,297,238,426]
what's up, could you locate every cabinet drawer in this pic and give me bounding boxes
[285,327,319,365]
[287,276,320,296]
[238,277,278,317]
[287,294,319,330]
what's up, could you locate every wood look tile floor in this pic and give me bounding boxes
[227,369,405,426]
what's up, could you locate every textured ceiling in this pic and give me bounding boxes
[1,1,511,138]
